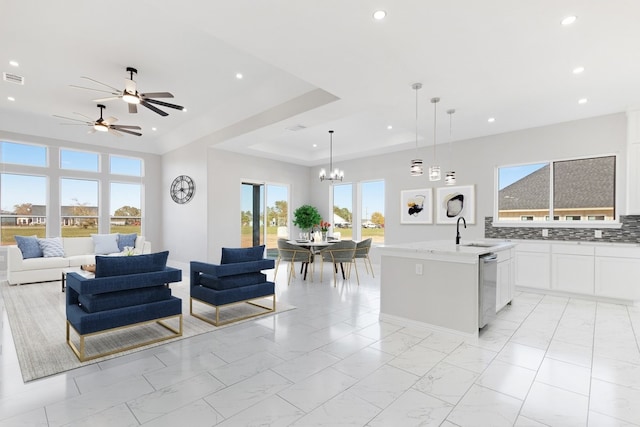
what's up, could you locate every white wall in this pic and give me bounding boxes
[158,113,625,267]
[308,113,627,246]
[207,148,311,263]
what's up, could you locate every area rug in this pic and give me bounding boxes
[0,280,294,382]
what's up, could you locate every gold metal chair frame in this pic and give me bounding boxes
[66,314,183,362]
[190,294,276,327]
[320,247,359,287]
[274,247,313,285]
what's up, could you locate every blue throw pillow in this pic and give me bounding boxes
[91,234,120,255]
[15,235,43,259]
[117,233,137,251]
[38,237,65,257]
[95,251,169,277]
[221,245,265,264]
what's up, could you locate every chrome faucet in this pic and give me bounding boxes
[456,216,466,245]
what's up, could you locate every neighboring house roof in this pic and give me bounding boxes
[498,157,614,210]
[334,213,346,224]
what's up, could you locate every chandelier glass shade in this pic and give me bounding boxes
[319,130,344,182]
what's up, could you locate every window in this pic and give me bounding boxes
[497,156,615,222]
[61,149,99,172]
[1,173,47,245]
[110,182,141,234]
[110,155,143,176]
[0,141,47,167]
[361,180,385,243]
[333,183,353,240]
[61,178,99,237]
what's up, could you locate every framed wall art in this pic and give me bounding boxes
[436,185,475,224]
[400,188,432,224]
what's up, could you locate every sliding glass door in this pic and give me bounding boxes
[241,182,289,258]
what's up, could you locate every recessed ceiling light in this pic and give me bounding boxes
[387,125,393,130]
[236,73,243,79]
[578,98,588,104]
[488,117,495,123]
[561,15,577,26]
[312,144,317,148]
[573,66,585,74]
[9,60,19,67]
[152,127,157,131]
[7,96,15,101]
[373,10,386,20]
[183,108,188,112]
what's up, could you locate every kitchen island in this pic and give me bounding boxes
[377,240,515,337]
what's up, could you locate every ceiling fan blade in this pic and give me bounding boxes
[111,124,142,130]
[144,98,184,111]
[72,112,94,120]
[104,116,118,125]
[140,100,169,116]
[69,85,118,95]
[128,103,138,114]
[93,96,121,102]
[108,128,124,137]
[140,92,173,99]
[116,128,143,137]
[53,114,90,124]
[81,76,121,92]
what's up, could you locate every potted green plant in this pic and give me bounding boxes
[293,205,322,237]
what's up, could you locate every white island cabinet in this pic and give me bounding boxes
[377,240,515,337]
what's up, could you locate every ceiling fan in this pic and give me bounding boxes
[54,104,142,137]
[70,67,184,117]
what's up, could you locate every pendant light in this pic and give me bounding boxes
[319,130,344,182]
[410,83,423,176]
[429,97,441,181]
[445,108,456,185]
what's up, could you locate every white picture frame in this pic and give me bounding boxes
[436,185,475,224]
[400,188,433,224]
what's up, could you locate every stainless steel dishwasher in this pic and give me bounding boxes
[478,253,498,328]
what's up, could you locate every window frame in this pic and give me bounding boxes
[493,154,621,229]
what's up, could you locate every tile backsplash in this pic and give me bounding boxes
[484,215,640,244]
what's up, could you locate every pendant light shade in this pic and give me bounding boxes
[410,82,423,176]
[445,108,456,185]
[429,97,441,181]
[319,130,344,182]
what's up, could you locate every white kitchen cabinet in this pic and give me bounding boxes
[595,246,640,301]
[515,243,551,289]
[551,244,594,294]
[496,248,514,312]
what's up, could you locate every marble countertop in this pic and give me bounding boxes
[376,240,515,261]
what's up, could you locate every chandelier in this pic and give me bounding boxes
[319,130,344,182]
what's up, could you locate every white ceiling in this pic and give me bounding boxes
[1,1,639,167]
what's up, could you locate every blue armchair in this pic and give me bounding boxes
[190,245,275,326]
[66,251,183,361]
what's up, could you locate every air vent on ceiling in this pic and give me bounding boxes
[286,124,306,132]
[3,72,24,85]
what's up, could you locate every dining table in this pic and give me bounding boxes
[286,239,336,280]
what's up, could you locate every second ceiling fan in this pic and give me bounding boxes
[71,67,184,117]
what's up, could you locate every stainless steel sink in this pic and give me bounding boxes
[461,242,495,248]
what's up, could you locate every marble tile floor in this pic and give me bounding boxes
[1,264,640,426]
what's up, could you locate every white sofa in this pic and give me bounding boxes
[7,236,151,285]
